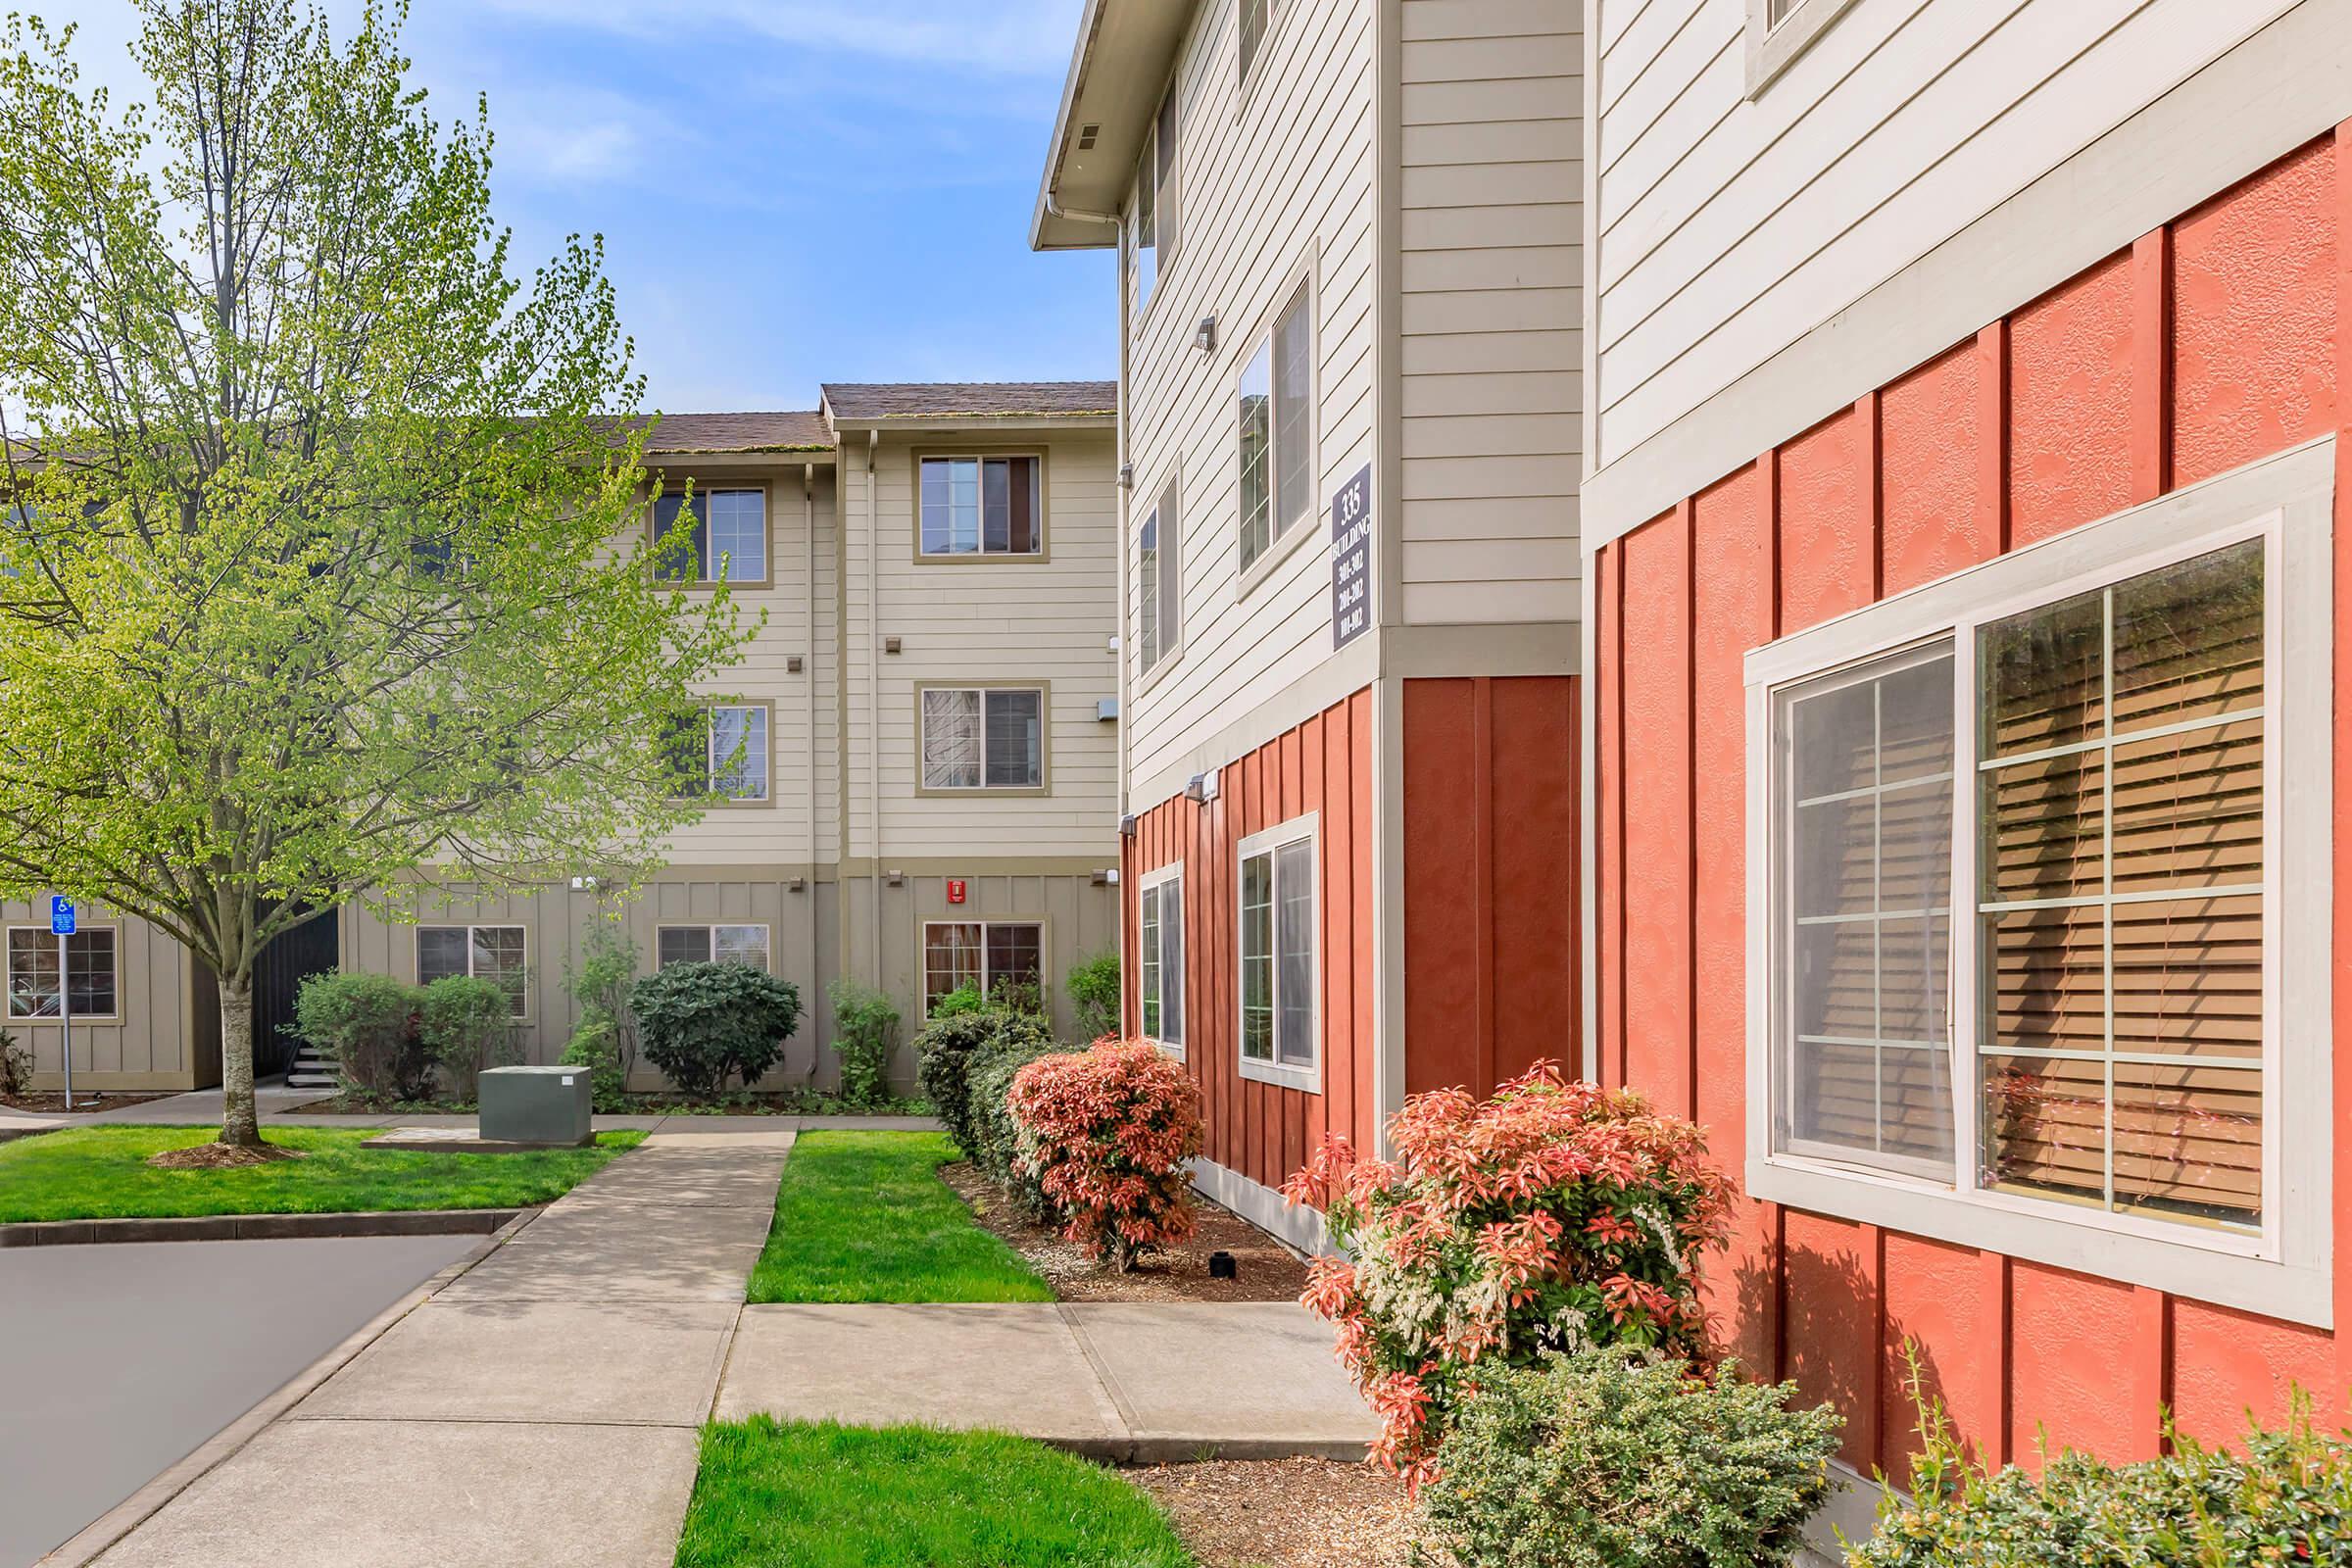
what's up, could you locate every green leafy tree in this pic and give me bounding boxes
[0,2,749,1153]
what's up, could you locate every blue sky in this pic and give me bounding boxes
[53,0,1115,412]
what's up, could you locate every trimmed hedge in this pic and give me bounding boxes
[1422,1350,1839,1568]
[914,1005,1055,1156]
[966,1038,1063,1224]
[631,961,803,1094]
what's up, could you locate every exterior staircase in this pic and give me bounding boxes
[285,1043,338,1091]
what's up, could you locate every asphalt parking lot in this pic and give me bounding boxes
[1,1234,477,1566]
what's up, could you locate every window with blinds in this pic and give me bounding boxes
[1778,646,1956,1177]
[1976,540,2265,1228]
[1768,537,2269,1235]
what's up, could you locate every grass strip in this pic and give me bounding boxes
[0,1125,642,1222]
[745,1129,1053,1303]
[675,1418,1193,1567]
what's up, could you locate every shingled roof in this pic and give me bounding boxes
[820,381,1118,422]
[638,411,833,453]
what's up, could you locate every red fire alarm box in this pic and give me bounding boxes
[946,879,966,905]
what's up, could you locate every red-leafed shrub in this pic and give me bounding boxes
[1007,1039,1204,1271]
[1283,1062,1736,1488]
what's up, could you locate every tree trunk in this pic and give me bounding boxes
[218,975,261,1149]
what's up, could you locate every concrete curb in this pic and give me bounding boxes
[36,1206,542,1568]
[1,1207,528,1249]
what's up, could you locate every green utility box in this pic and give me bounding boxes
[478,1065,594,1147]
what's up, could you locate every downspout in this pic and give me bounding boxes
[1046,191,1123,228]
[805,461,820,1077]
[865,428,882,988]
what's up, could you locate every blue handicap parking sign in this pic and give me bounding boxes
[49,896,74,935]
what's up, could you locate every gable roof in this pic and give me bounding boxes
[639,411,833,454]
[820,381,1118,424]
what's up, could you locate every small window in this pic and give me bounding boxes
[657,923,770,971]
[921,687,1045,791]
[919,456,1043,557]
[654,488,766,584]
[1746,0,1859,94]
[665,704,770,802]
[1131,81,1180,316]
[1239,815,1317,1088]
[417,925,528,1017]
[7,927,118,1017]
[1140,866,1185,1052]
[1240,280,1313,574]
[1238,0,1271,86]
[1138,469,1181,674]
[923,919,1044,1014]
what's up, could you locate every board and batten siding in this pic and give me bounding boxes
[839,431,1121,860]
[1398,0,1583,626]
[3,905,203,1089]
[1122,0,1380,795]
[1589,0,2307,475]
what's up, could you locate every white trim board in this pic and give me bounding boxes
[1190,1154,1331,1257]
[1582,0,2352,552]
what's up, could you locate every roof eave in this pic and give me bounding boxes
[826,413,1117,434]
[1029,0,1197,253]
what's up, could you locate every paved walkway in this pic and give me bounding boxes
[58,1124,1373,1567]
[72,1128,796,1568]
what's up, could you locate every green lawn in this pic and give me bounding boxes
[745,1129,1053,1303]
[0,1125,643,1222]
[674,1419,1193,1568]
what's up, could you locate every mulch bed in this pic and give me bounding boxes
[0,1092,174,1114]
[938,1159,1309,1303]
[144,1140,304,1169]
[1130,1458,1420,1568]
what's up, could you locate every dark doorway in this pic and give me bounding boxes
[251,909,338,1079]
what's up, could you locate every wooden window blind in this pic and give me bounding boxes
[1976,540,2265,1228]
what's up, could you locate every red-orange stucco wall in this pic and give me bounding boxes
[1123,687,1380,1195]
[1592,131,2351,1480]
[1401,675,1582,1098]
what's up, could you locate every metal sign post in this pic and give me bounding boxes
[50,896,74,1109]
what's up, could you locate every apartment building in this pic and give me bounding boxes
[12,384,1122,1094]
[1583,0,2352,1555]
[1032,0,1584,1245]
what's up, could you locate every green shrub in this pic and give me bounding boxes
[915,1005,1056,1155]
[0,1030,28,1097]
[559,1017,627,1111]
[294,970,427,1101]
[1848,1376,2352,1568]
[416,975,517,1101]
[967,1037,1066,1223]
[563,922,640,1093]
[1422,1350,1841,1568]
[827,979,901,1106]
[990,974,1047,1017]
[631,961,803,1095]
[927,981,985,1020]
[1065,949,1119,1041]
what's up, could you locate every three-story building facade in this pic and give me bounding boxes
[1033,0,1586,1243]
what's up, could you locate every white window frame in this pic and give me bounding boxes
[1137,466,1182,681]
[920,918,1047,1016]
[700,703,770,804]
[1237,812,1320,1093]
[919,685,1048,793]
[915,453,1046,560]
[416,924,532,1021]
[1139,860,1185,1056]
[6,923,121,1021]
[1130,78,1180,321]
[1237,273,1317,590]
[655,922,772,972]
[1745,0,1859,97]
[654,485,768,585]
[1743,436,2335,1327]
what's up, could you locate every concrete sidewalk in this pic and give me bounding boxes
[716,1300,1377,1462]
[74,1129,798,1568]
